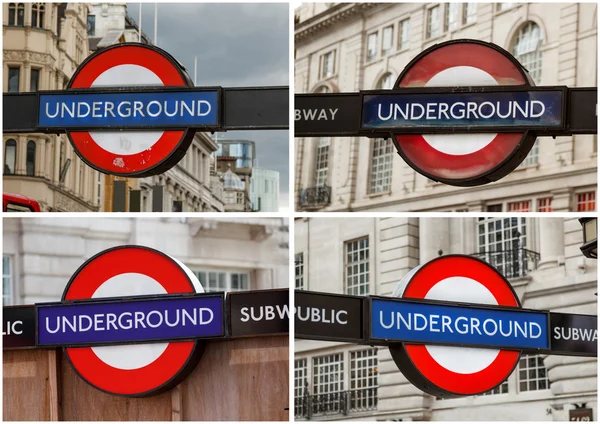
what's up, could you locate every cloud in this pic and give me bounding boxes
[127,2,290,210]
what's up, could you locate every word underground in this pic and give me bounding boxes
[379,311,543,339]
[44,99,212,120]
[376,100,546,122]
[44,307,214,334]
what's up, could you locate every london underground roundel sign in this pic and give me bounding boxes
[389,255,521,398]
[61,245,204,397]
[393,40,537,186]
[67,43,195,177]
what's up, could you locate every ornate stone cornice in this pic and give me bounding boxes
[295,3,378,43]
[3,50,55,65]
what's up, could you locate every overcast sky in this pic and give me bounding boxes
[127,3,289,210]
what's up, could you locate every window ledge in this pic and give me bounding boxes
[513,163,541,172]
[366,57,384,66]
[367,190,392,198]
[494,6,520,17]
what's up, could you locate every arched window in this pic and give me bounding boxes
[16,3,24,26]
[26,140,36,176]
[315,85,330,93]
[513,22,543,167]
[512,22,543,84]
[4,140,16,175]
[8,3,16,25]
[378,73,394,90]
[31,3,44,28]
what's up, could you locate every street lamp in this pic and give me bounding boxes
[578,218,597,259]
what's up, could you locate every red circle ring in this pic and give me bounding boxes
[389,255,522,397]
[67,44,195,177]
[62,245,203,397]
[392,39,537,187]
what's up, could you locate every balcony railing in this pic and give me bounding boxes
[295,388,378,419]
[471,248,540,279]
[298,186,331,210]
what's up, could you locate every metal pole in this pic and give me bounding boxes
[138,3,142,42]
[154,3,158,46]
[194,56,197,86]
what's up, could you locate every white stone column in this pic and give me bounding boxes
[419,218,451,263]
[537,218,565,270]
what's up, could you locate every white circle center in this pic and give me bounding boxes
[89,64,164,156]
[422,66,499,156]
[423,276,501,374]
[90,273,169,370]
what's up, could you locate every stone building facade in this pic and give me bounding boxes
[294,3,597,212]
[294,217,597,421]
[3,2,100,211]
[3,217,288,305]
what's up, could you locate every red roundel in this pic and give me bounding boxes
[389,255,521,398]
[393,40,537,186]
[67,43,194,177]
[62,246,203,397]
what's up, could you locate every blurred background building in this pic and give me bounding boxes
[294,217,597,421]
[294,3,597,212]
[3,2,100,211]
[251,168,280,212]
[3,217,289,305]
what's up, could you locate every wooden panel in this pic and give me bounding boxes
[60,351,172,421]
[182,336,289,421]
[3,349,51,421]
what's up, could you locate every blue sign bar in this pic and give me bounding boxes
[362,90,563,130]
[38,91,219,128]
[371,298,549,350]
[37,295,224,347]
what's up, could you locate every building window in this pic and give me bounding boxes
[481,381,509,395]
[295,253,304,290]
[3,256,13,306]
[398,18,410,50]
[478,217,528,278]
[313,353,344,414]
[513,22,542,84]
[497,3,515,11]
[507,200,531,212]
[519,140,539,167]
[486,204,503,212]
[320,50,335,79]
[315,137,330,187]
[8,3,24,26]
[31,3,44,28]
[367,32,378,61]
[576,192,596,211]
[8,67,20,92]
[295,358,308,418]
[537,198,552,212]
[76,35,83,64]
[4,139,17,175]
[345,237,369,295]
[369,139,393,194]
[236,192,244,204]
[349,349,378,412]
[462,3,477,25]
[444,3,459,31]
[315,85,330,93]
[426,6,441,39]
[26,140,36,176]
[30,68,39,92]
[381,25,393,55]
[194,270,250,292]
[518,355,549,392]
[87,14,95,36]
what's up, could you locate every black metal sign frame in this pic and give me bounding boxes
[295,85,595,138]
[294,290,368,344]
[4,85,288,133]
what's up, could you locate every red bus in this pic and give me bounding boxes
[3,193,41,212]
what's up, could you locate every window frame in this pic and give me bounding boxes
[381,25,394,56]
[344,236,370,295]
[193,269,251,292]
[26,140,36,176]
[426,5,441,39]
[8,66,20,93]
[398,18,410,51]
[366,31,378,61]
[4,139,17,175]
[319,50,336,80]
[3,255,14,306]
[295,252,304,290]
